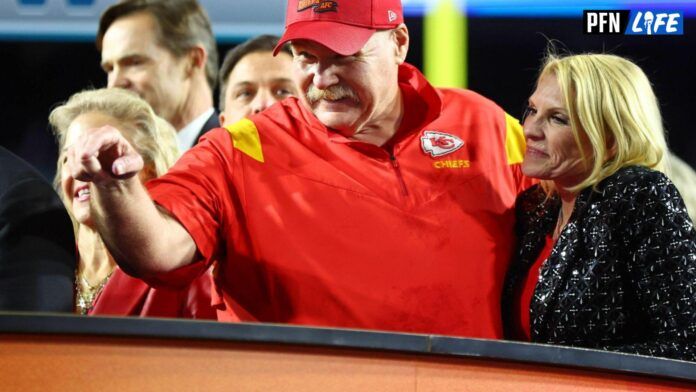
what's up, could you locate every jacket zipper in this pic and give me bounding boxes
[390,154,409,196]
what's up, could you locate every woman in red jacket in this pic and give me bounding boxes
[50,88,216,319]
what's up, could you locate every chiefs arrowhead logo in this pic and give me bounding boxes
[420,131,464,158]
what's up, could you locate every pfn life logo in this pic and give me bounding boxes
[583,10,683,35]
[626,11,683,35]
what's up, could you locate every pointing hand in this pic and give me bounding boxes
[67,125,144,185]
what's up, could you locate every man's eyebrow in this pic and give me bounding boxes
[232,81,254,88]
[233,78,295,88]
[100,53,141,67]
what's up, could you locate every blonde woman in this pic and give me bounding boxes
[502,53,696,361]
[50,88,215,318]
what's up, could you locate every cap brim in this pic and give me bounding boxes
[274,20,376,56]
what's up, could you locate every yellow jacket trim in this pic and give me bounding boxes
[505,113,526,165]
[224,118,265,163]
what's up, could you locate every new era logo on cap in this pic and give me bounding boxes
[388,10,397,22]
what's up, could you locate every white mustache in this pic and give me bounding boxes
[306,84,359,104]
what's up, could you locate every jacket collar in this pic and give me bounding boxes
[524,185,601,340]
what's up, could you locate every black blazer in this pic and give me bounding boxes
[194,110,220,144]
[502,166,696,361]
[0,146,75,312]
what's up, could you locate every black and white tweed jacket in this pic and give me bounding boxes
[502,166,696,361]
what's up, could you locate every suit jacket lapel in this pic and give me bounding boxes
[504,187,556,337]
[530,222,578,339]
[194,110,220,144]
[530,189,593,340]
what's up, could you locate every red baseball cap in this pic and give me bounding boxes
[274,0,404,56]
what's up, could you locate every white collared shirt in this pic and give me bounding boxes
[177,107,215,153]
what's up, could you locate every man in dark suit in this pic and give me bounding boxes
[97,0,220,152]
[0,146,75,312]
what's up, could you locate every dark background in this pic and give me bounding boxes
[1,16,694,179]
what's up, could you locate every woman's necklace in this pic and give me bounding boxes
[75,270,114,315]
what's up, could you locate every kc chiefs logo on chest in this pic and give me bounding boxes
[420,131,464,158]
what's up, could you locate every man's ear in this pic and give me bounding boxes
[219,112,226,127]
[392,24,409,65]
[186,45,207,77]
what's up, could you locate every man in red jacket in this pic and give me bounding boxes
[66,0,531,338]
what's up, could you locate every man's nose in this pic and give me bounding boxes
[251,90,275,115]
[108,67,131,89]
[311,63,339,90]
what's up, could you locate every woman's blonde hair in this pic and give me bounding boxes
[49,88,180,195]
[539,52,668,192]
